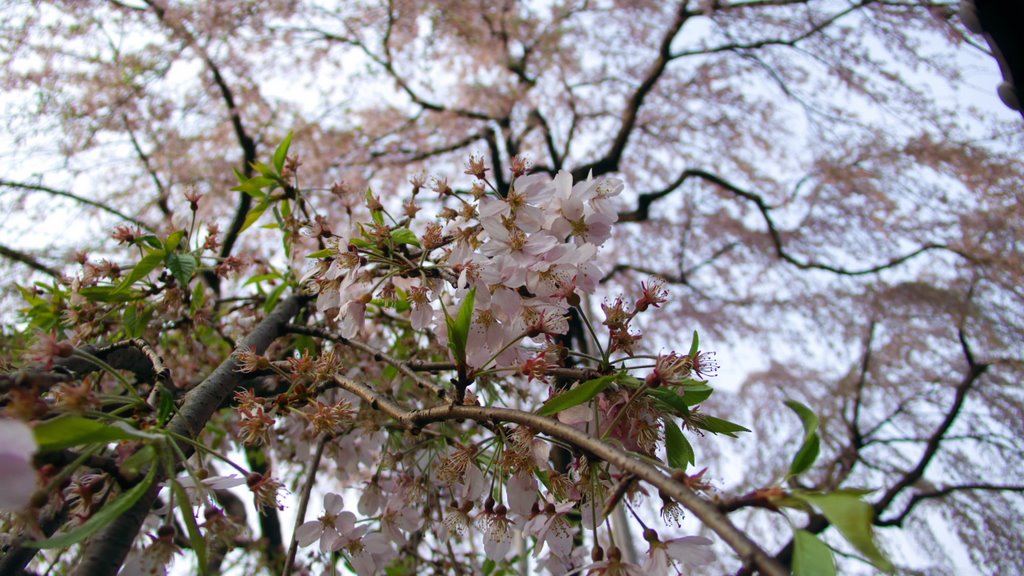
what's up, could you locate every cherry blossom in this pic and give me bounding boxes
[0,418,37,512]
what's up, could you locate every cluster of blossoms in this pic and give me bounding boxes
[304,167,622,372]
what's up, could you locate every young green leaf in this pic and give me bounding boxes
[28,464,156,549]
[390,227,421,247]
[34,416,158,452]
[231,176,276,198]
[793,490,893,572]
[164,230,186,252]
[537,372,618,417]
[171,480,209,575]
[785,400,822,477]
[663,417,695,470]
[240,199,270,233]
[693,415,750,437]
[113,251,166,294]
[273,131,294,174]
[305,247,334,259]
[445,288,476,367]
[793,529,836,576]
[646,387,690,418]
[688,330,700,358]
[166,252,197,290]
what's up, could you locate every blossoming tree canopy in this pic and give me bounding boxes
[1,1,1022,576]
[0,150,888,576]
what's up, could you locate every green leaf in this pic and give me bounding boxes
[263,283,287,313]
[240,199,270,233]
[243,273,283,287]
[138,235,163,250]
[790,434,821,478]
[445,288,476,367]
[688,330,700,358]
[34,416,158,452]
[694,415,750,437]
[251,161,277,179]
[166,253,197,290]
[164,230,186,252]
[305,248,334,259]
[273,131,294,174]
[120,444,157,476]
[156,384,174,425]
[189,281,206,315]
[171,480,209,575]
[79,286,143,303]
[785,400,822,477]
[793,491,893,572]
[390,227,420,247]
[679,380,714,405]
[231,176,276,198]
[28,464,156,549]
[114,251,166,293]
[793,529,836,576]
[122,304,154,338]
[537,372,618,417]
[646,387,690,418]
[663,417,695,470]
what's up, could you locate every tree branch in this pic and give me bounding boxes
[0,178,151,231]
[876,483,1024,527]
[619,167,970,276]
[573,2,691,179]
[328,376,789,576]
[0,242,60,277]
[69,295,307,576]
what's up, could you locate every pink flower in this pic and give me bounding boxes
[524,497,575,557]
[642,531,716,576]
[295,493,362,553]
[0,418,38,511]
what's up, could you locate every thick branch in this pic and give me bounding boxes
[573,2,690,179]
[69,295,306,576]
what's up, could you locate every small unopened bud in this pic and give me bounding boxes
[591,545,605,562]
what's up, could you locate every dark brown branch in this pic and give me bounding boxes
[121,113,171,218]
[0,178,150,230]
[0,242,60,277]
[872,330,988,515]
[876,483,1024,527]
[573,2,690,179]
[142,0,257,292]
[68,295,306,576]
[619,167,970,276]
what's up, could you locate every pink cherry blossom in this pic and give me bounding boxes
[0,418,38,512]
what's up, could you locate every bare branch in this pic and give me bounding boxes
[619,167,971,276]
[573,2,691,179]
[0,178,151,231]
[0,242,60,277]
[876,484,1024,527]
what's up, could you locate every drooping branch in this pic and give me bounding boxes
[876,483,1024,528]
[754,329,990,572]
[0,179,151,231]
[327,376,789,576]
[0,242,60,277]
[68,294,307,576]
[618,167,970,276]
